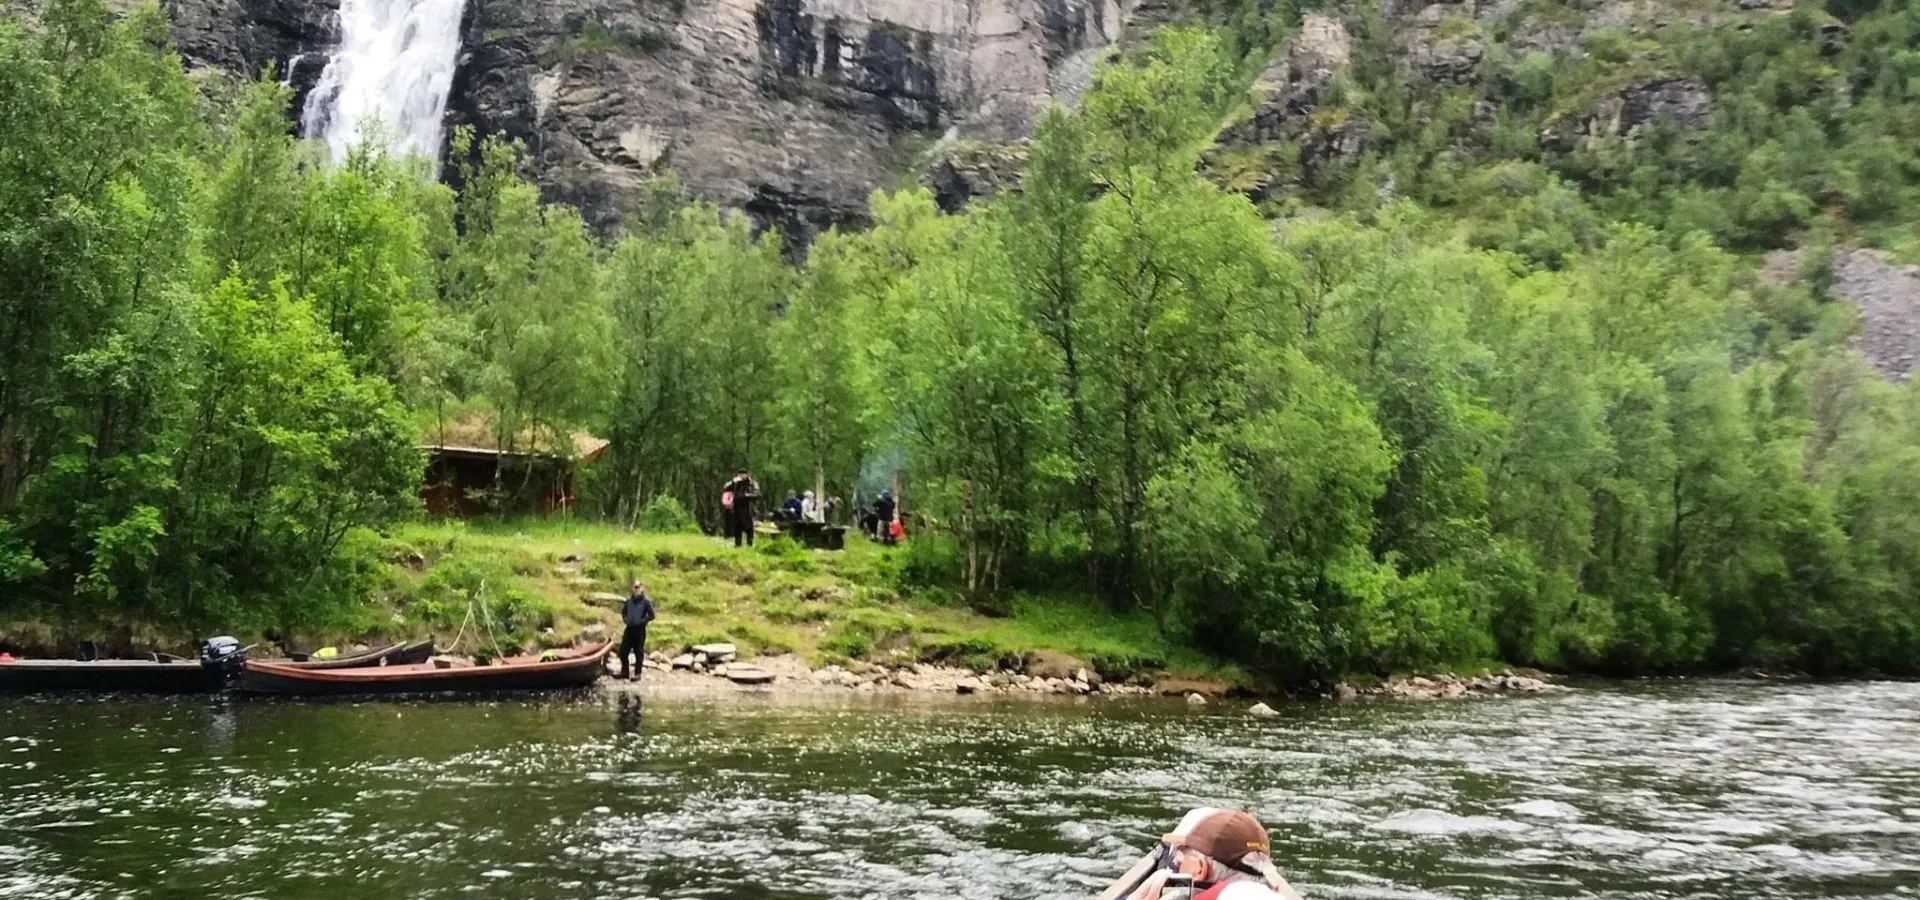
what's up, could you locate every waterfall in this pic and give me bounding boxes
[301,0,468,168]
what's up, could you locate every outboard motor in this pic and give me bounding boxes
[200,636,247,678]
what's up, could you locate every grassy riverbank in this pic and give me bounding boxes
[3,518,1238,686]
[362,519,1242,686]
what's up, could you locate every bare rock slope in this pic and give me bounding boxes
[168,0,1136,240]
[1765,247,1920,382]
[1833,249,1920,382]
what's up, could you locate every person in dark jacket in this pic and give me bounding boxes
[619,581,657,680]
[875,490,898,545]
[722,470,761,547]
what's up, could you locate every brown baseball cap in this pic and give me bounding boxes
[1172,809,1271,864]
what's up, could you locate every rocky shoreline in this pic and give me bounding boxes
[1348,671,1560,701]
[604,643,1561,706]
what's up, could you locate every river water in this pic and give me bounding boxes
[1,681,1916,900]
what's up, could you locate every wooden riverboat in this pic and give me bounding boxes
[263,639,435,670]
[0,655,226,693]
[1094,851,1162,900]
[234,641,613,696]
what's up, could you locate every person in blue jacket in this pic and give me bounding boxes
[619,581,657,680]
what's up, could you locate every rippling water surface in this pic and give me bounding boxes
[2,681,1917,899]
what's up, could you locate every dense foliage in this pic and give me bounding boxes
[1295,0,1920,260]
[1,0,1915,680]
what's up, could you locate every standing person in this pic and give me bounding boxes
[619,581,656,681]
[875,490,898,545]
[722,469,761,547]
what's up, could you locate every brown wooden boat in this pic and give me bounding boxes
[234,642,612,696]
[265,639,435,670]
[1095,851,1162,900]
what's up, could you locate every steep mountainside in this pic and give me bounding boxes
[167,0,1136,239]
[157,0,1920,374]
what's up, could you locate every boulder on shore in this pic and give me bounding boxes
[691,643,738,663]
[1025,650,1088,680]
[1248,702,1279,717]
[1186,692,1208,706]
[725,664,775,685]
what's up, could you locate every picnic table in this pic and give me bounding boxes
[780,519,846,550]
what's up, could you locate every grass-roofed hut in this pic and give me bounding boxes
[420,414,609,518]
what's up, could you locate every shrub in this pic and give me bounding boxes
[638,494,700,534]
[819,629,871,659]
[919,633,1020,671]
[895,533,957,588]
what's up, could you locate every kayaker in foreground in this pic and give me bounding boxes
[1122,808,1302,900]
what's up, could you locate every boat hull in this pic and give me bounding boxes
[0,659,225,693]
[235,642,611,696]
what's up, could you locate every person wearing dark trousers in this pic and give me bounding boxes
[619,581,656,680]
[875,490,898,545]
[723,469,760,547]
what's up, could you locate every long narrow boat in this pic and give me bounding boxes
[0,656,225,693]
[264,639,435,670]
[1094,852,1161,900]
[234,642,612,696]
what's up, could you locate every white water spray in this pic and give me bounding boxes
[301,0,468,167]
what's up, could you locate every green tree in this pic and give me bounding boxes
[0,0,201,610]
[155,276,418,627]
[871,197,1058,594]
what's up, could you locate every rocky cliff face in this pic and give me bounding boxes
[165,0,339,113]
[165,0,1130,241]
[158,0,1786,240]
